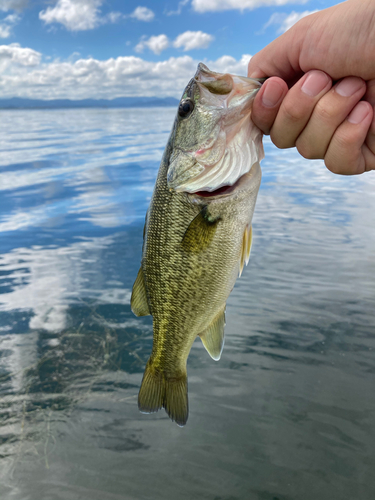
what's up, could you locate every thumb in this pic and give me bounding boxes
[248,28,304,81]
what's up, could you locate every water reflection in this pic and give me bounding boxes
[0,108,175,240]
[1,236,122,332]
[0,109,374,500]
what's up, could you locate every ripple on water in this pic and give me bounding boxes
[0,109,375,500]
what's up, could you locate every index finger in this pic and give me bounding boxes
[251,77,288,135]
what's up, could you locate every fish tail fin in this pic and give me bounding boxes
[138,360,188,427]
[138,362,165,414]
[164,373,188,427]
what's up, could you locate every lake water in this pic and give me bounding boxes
[0,108,374,500]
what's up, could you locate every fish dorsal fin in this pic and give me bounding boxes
[131,267,151,317]
[182,206,221,253]
[199,306,226,361]
[239,224,253,277]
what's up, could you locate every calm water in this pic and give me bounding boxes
[0,108,374,500]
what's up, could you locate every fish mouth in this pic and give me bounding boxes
[191,176,243,198]
[167,63,264,195]
[187,162,261,200]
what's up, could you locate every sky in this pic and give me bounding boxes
[0,0,339,100]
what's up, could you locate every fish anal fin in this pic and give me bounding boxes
[239,224,253,277]
[131,267,151,317]
[199,306,226,361]
[182,206,221,253]
[138,362,188,427]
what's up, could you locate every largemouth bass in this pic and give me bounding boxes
[131,63,264,426]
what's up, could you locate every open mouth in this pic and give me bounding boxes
[189,172,245,198]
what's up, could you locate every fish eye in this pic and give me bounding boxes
[178,99,194,118]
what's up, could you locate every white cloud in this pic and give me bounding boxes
[39,2,154,30]
[0,236,122,332]
[130,6,154,21]
[192,0,308,13]
[39,0,102,31]
[279,10,319,32]
[0,43,252,100]
[166,0,189,16]
[135,34,169,55]
[0,12,20,37]
[2,11,16,21]
[0,23,10,36]
[135,31,214,55]
[0,43,41,65]
[263,9,318,33]
[173,31,213,51]
[105,10,122,23]
[0,0,27,11]
[39,0,96,30]
[209,53,252,75]
[39,0,122,31]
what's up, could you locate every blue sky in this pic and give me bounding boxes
[0,0,339,100]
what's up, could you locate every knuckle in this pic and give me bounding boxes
[334,128,358,150]
[365,120,375,155]
[324,155,360,175]
[296,140,321,160]
[324,155,344,175]
[325,163,341,175]
[325,131,362,175]
[281,99,307,123]
[270,129,294,149]
[363,144,375,173]
[314,100,337,122]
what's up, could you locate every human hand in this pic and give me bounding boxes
[248,0,375,175]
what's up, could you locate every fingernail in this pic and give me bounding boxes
[336,77,364,97]
[301,70,330,97]
[347,102,370,124]
[261,80,284,108]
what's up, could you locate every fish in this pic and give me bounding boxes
[131,63,264,426]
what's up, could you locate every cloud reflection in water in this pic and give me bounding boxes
[0,109,375,500]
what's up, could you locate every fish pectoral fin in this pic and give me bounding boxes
[182,206,221,253]
[131,267,151,317]
[239,224,253,277]
[199,306,226,361]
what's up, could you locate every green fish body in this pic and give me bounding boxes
[131,63,263,426]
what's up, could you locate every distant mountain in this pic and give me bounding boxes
[0,96,180,109]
